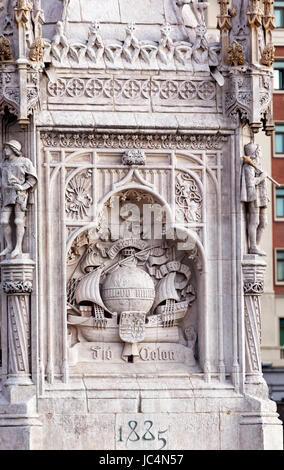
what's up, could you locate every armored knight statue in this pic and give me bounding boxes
[0,140,37,258]
[241,143,268,256]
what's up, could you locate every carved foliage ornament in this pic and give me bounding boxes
[41,133,227,151]
[175,172,202,223]
[29,37,45,62]
[227,41,245,67]
[0,35,13,61]
[2,280,33,294]
[243,281,264,295]
[122,150,146,166]
[261,44,275,67]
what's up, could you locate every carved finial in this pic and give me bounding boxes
[246,0,264,28]
[217,0,232,32]
[262,0,276,31]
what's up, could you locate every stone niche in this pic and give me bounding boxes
[39,134,222,382]
[66,192,199,372]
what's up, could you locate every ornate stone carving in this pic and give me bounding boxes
[243,281,264,294]
[246,0,264,28]
[1,257,35,384]
[65,169,93,219]
[0,140,37,258]
[217,0,233,32]
[122,150,146,166]
[2,280,33,294]
[41,132,227,151]
[67,188,197,363]
[45,18,219,73]
[260,43,275,67]
[29,37,44,62]
[262,0,275,31]
[175,172,202,223]
[242,256,266,383]
[7,294,31,377]
[14,0,33,26]
[0,35,13,61]
[227,41,245,66]
[225,75,251,121]
[47,75,216,106]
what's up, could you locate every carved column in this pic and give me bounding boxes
[1,258,35,385]
[242,255,266,384]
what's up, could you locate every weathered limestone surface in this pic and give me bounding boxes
[0,0,282,450]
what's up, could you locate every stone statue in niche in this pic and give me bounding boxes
[0,140,37,258]
[241,143,268,256]
[67,190,198,365]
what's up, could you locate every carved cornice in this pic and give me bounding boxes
[40,132,227,151]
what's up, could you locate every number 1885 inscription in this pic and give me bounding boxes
[118,420,169,450]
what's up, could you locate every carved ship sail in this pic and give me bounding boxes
[152,272,180,312]
[75,266,111,314]
[150,272,190,324]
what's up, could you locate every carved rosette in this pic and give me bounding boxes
[242,255,266,383]
[1,259,35,384]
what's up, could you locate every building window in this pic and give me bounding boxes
[276,250,284,282]
[280,319,284,357]
[275,1,284,27]
[276,187,284,218]
[274,61,284,89]
[280,319,284,345]
[275,124,284,154]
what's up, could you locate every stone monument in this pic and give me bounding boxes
[0,0,282,450]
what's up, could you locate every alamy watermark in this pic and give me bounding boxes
[98,196,198,251]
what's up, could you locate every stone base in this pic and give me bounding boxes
[0,375,282,450]
[0,385,43,450]
[32,374,282,450]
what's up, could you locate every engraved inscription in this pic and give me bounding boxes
[139,346,175,362]
[117,420,169,450]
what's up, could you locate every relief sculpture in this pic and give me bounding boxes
[67,189,198,366]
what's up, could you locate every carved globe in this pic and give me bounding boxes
[101,265,155,314]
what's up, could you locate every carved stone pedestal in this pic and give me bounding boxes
[0,257,43,450]
[242,255,267,386]
[240,255,283,450]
